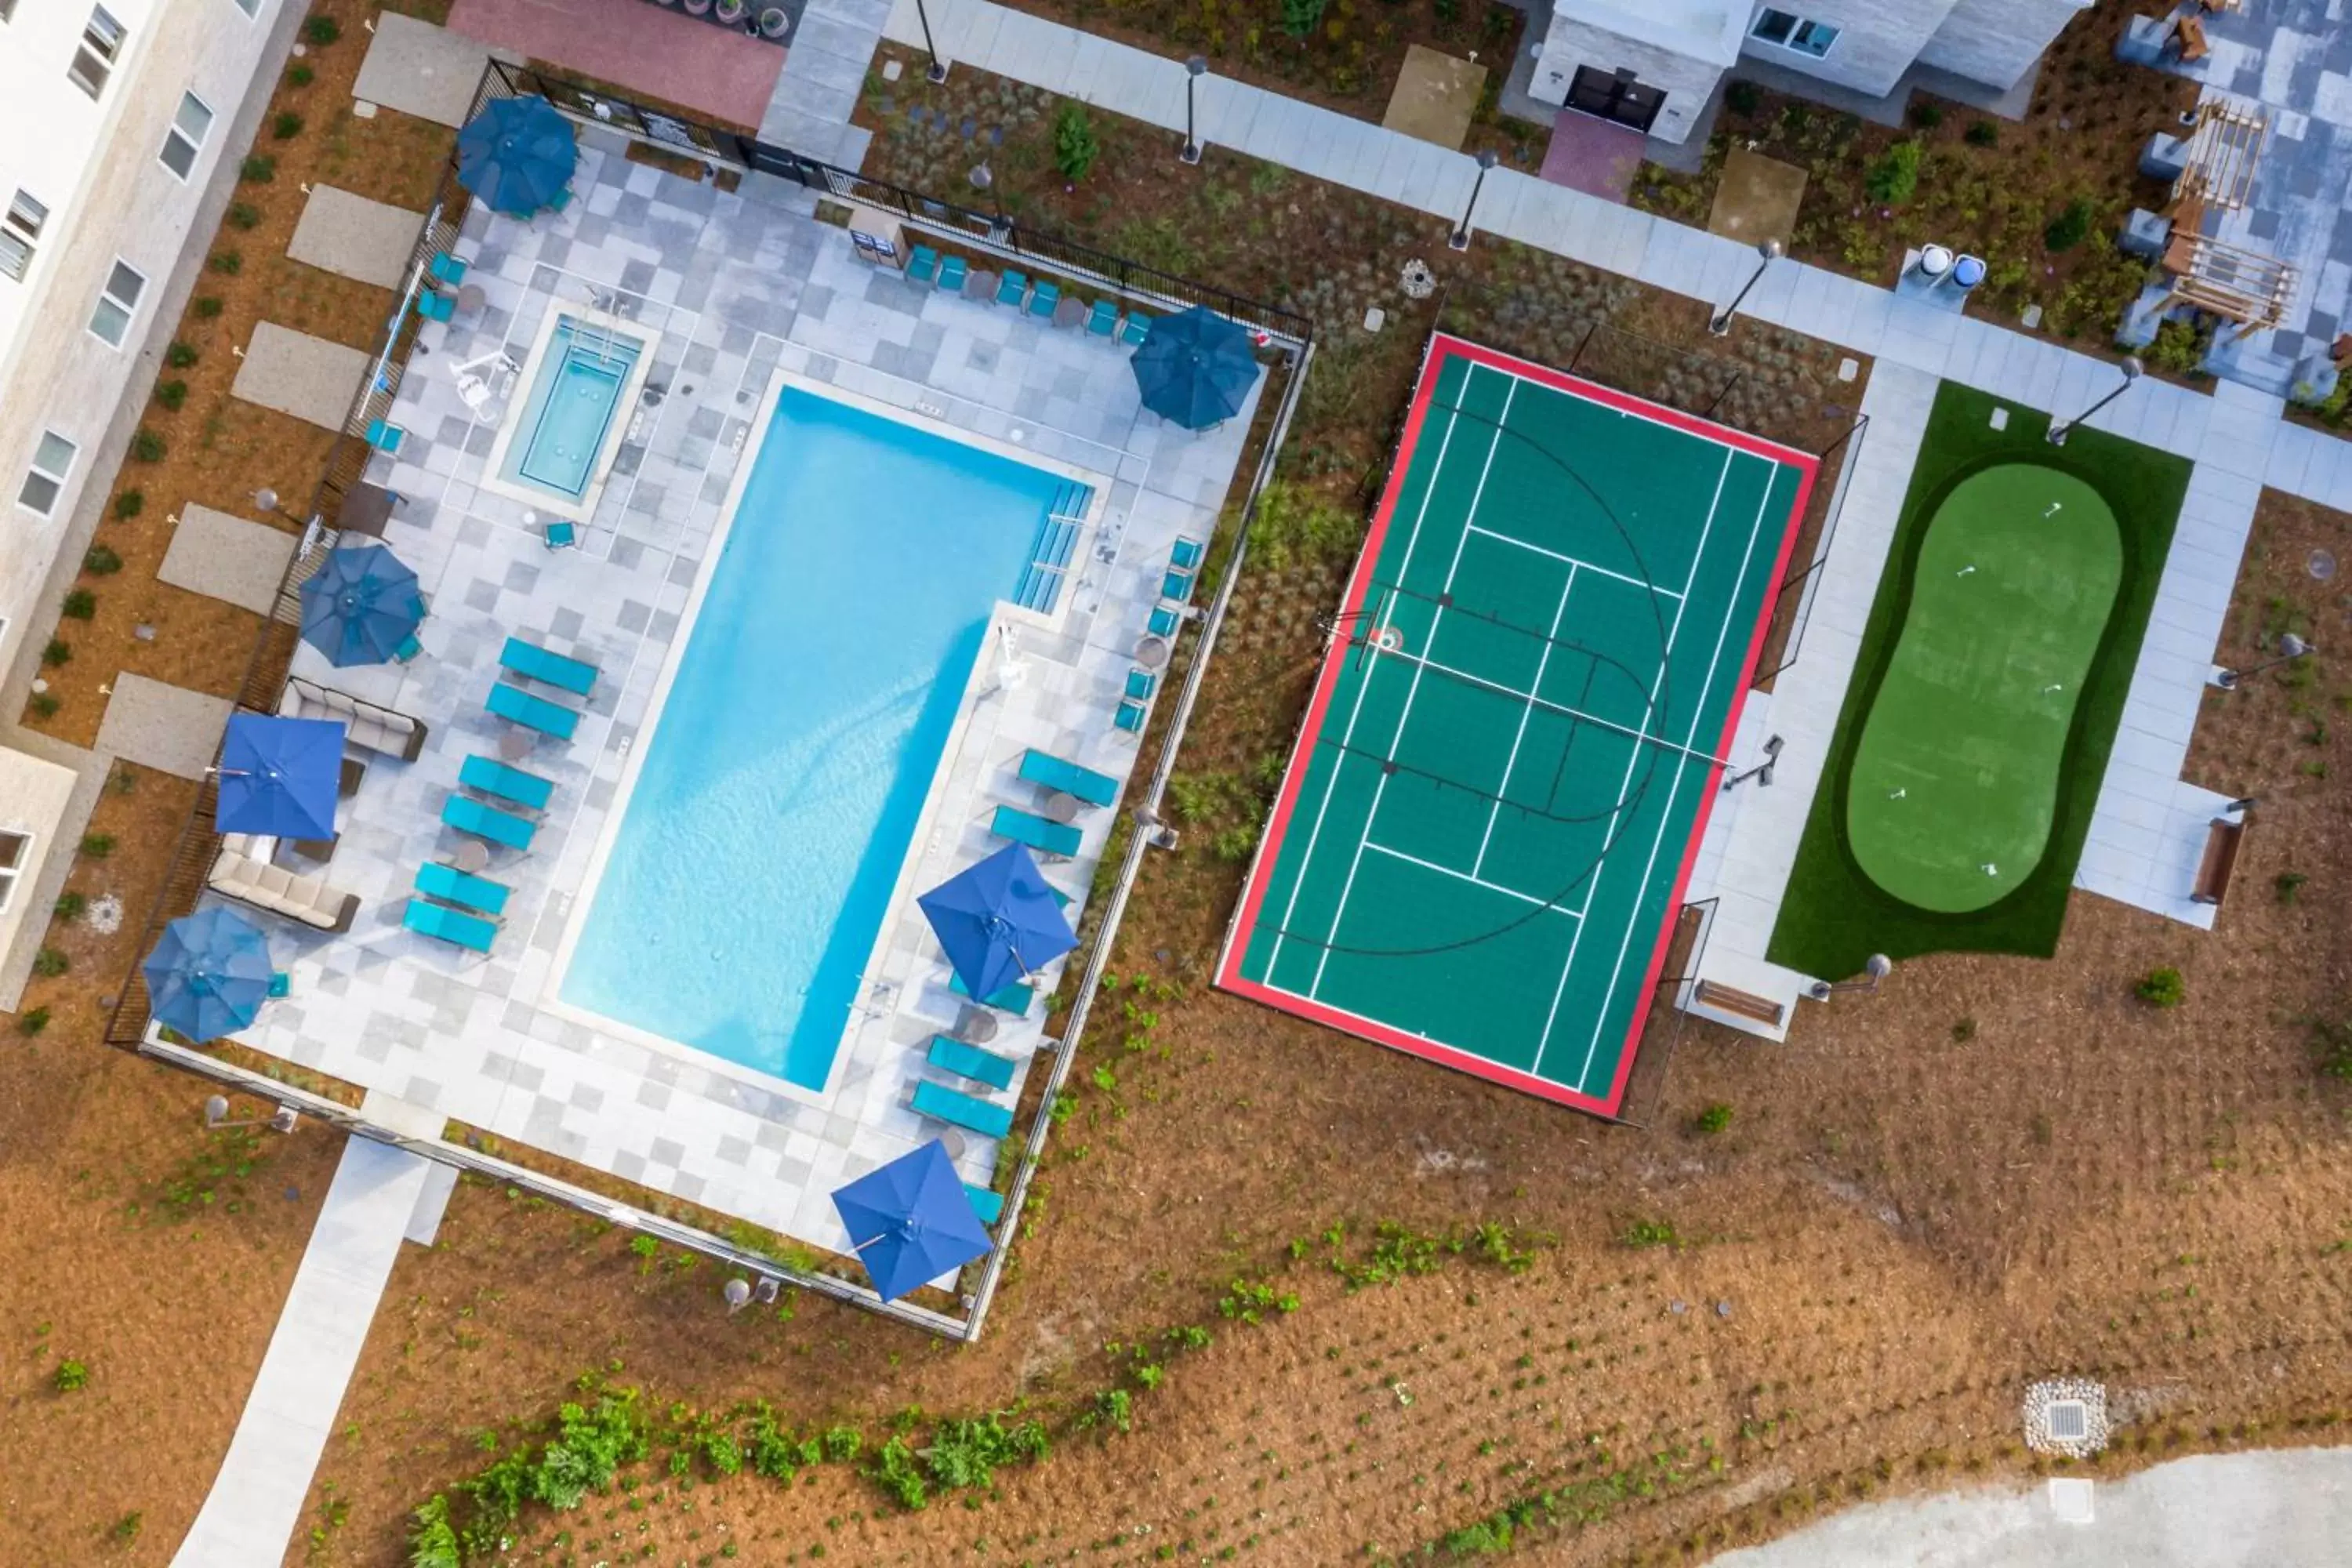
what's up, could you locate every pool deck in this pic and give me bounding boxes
[210,131,1255,1256]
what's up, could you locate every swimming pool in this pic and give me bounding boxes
[556,385,1093,1090]
[484,311,652,517]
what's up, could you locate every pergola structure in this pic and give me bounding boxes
[2173,98,2268,212]
[2158,226,2299,333]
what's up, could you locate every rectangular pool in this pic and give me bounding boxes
[488,312,648,514]
[557,385,1092,1090]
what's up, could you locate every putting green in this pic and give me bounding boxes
[1846,463,2121,913]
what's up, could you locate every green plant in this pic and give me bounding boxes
[822,1425,862,1462]
[53,891,85,921]
[1620,1219,1679,1249]
[1280,0,1328,38]
[2043,198,2094,253]
[1909,101,1944,129]
[42,638,71,667]
[62,590,96,619]
[154,379,187,411]
[1864,140,1922,205]
[1218,1277,1301,1323]
[1082,1388,1134,1434]
[407,1496,460,1568]
[28,693,59,719]
[303,14,340,43]
[209,249,242,275]
[920,1413,1048,1490]
[1052,103,1098,183]
[1725,81,1761,117]
[193,295,224,318]
[2311,1017,2352,1080]
[1965,119,1998,147]
[19,1007,51,1036]
[82,833,115,858]
[289,62,316,87]
[272,111,304,140]
[1248,481,1360,570]
[165,339,198,368]
[2277,870,2307,904]
[227,201,261,230]
[240,154,275,183]
[111,490,142,520]
[1951,1016,1977,1043]
[111,1511,141,1544]
[85,544,124,574]
[1691,1102,1733,1135]
[53,1359,88,1392]
[131,429,166,462]
[867,1435,929,1509]
[32,948,67,978]
[2136,966,2186,1008]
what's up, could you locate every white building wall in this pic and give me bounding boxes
[1530,19,1731,147]
[1733,0,1947,100]
[1917,0,2092,93]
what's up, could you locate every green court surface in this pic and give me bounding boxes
[1216,335,1816,1116]
[1845,465,2121,913]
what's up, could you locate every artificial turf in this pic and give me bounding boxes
[1766,379,2191,978]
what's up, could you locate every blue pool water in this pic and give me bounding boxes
[504,317,643,499]
[560,387,1087,1090]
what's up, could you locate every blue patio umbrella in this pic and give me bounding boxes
[917,843,1076,1004]
[299,543,423,666]
[141,907,274,1044]
[214,713,347,839]
[1130,304,1262,430]
[831,1140,995,1301]
[456,95,578,217]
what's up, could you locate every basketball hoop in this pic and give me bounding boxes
[1374,625,1404,653]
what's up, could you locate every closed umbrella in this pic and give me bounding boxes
[457,96,578,217]
[831,1140,995,1301]
[142,907,274,1044]
[1130,304,1261,429]
[214,713,346,839]
[299,543,423,666]
[916,843,1076,1004]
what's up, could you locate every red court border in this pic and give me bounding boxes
[1214,333,1820,1116]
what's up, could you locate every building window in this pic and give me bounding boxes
[0,189,46,283]
[230,0,262,14]
[1751,9,1839,57]
[17,431,78,517]
[0,0,16,22]
[89,260,147,348]
[0,829,29,915]
[69,5,126,100]
[159,91,215,180]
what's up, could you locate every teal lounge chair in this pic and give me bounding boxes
[907,244,939,285]
[499,635,597,696]
[415,861,511,916]
[1114,699,1147,733]
[443,793,536,850]
[1085,299,1119,336]
[995,269,1029,308]
[459,753,555,812]
[927,1033,1017,1091]
[991,804,1081,859]
[404,897,495,953]
[1146,604,1181,638]
[1123,668,1156,702]
[949,971,1035,1012]
[913,1079,1014,1139]
[964,1184,1004,1225]
[938,255,967,292]
[1119,310,1153,347]
[488,681,579,740]
[1019,749,1119,808]
[1027,280,1060,319]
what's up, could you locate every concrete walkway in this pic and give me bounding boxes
[172,1137,434,1568]
[1711,1448,2352,1568]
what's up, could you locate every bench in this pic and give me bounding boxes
[2172,15,2209,62]
[1693,978,1785,1028]
[2190,815,2244,906]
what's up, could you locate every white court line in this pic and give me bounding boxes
[1363,840,1582,914]
[1265,366,1475,980]
[1475,561,1577,878]
[1373,644,1733,771]
[1527,445,1737,1087]
[1465,524,1685,601]
[1308,376,1521,1001]
[1568,464,1784,1094]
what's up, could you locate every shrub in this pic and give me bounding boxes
[821,1425,861,1462]
[111,491,143,520]
[1910,100,1944,129]
[111,1513,141,1544]
[867,1436,929,1510]
[303,15,340,44]
[165,339,199,368]
[1279,0,1327,38]
[209,250,242,275]
[53,1359,88,1392]
[2312,1018,2352,1081]
[1211,824,1258,862]
[28,693,59,718]
[1621,1218,1679,1248]
[920,1413,1048,1490]
[85,544,124,575]
[1965,119,1998,147]
[2277,871,2307,903]
[227,201,261,231]
[131,429,166,462]
[407,1496,461,1568]
[1052,103,1098,183]
[33,947,68,978]
[81,833,115,858]
[55,891,86,921]
[20,1007,51,1036]
[1725,81,1761,117]
[2136,966,2186,1007]
[289,63,316,88]
[1249,481,1360,570]
[271,111,304,140]
[42,638,71,667]
[2148,318,2205,375]
[240,154,275,183]
[61,590,96,620]
[2044,198,2094,253]
[1864,140,1922,205]
[154,379,187,410]
[1692,1102,1733,1134]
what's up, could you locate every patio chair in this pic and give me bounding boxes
[393,631,423,662]
[404,897,497,953]
[964,1183,1005,1225]
[1085,299,1119,337]
[487,681,580,740]
[499,634,598,696]
[1018,749,1120,808]
[1123,668,1157,702]
[1163,565,1195,602]
[1171,538,1205,572]
[912,1079,1014,1140]
[442,793,537,851]
[949,971,1036,1013]
[417,290,456,323]
[937,255,967,292]
[1146,604,1181,639]
[1026,280,1060,319]
[415,861,511,917]
[365,418,405,454]
[995,269,1029,309]
[268,971,292,999]
[1119,310,1153,347]
[1114,699,1147,734]
[990,804,1083,860]
[543,518,578,550]
[429,252,468,286]
[907,244,940,285]
[459,753,555,813]
[927,1033,1018,1091]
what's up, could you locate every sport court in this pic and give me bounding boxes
[1218,336,1816,1115]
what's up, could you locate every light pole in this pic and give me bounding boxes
[2214,633,2313,689]
[1808,954,1893,1000]
[1720,735,1784,792]
[251,486,303,526]
[1447,150,1499,252]
[1709,238,1784,336]
[2047,356,2143,445]
[204,1094,300,1132]
[914,0,948,84]
[1181,56,1207,166]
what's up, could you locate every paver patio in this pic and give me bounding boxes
[157,506,298,615]
[287,186,426,291]
[448,0,789,129]
[232,323,371,431]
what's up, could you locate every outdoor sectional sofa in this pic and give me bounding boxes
[278,675,428,760]
[207,833,359,932]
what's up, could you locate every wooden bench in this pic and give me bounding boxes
[2172,15,2209,63]
[1693,978,1785,1028]
[2190,816,2245,906]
